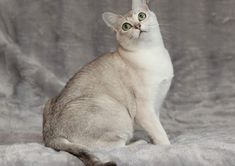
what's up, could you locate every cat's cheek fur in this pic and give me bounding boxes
[132,30,140,39]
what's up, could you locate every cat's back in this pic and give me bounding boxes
[54,52,127,105]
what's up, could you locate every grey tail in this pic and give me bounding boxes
[45,138,117,166]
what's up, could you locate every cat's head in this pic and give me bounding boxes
[103,0,160,50]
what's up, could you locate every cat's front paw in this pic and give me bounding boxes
[151,137,171,145]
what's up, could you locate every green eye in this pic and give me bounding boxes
[122,22,132,31]
[138,12,147,21]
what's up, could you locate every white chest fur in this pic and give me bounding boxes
[124,47,174,80]
[121,47,174,102]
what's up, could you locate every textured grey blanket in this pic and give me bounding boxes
[1,128,235,166]
[0,0,235,166]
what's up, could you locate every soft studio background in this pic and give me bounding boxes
[0,0,235,165]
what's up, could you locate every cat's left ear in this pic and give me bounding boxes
[132,0,150,10]
[102,12,123,31]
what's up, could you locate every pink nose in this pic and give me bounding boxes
[134,23,141,29]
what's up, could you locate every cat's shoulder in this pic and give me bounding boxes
[77,51,123,74]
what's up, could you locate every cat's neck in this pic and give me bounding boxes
[142,27,164,48]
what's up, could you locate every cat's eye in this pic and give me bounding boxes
[122,23,133,31]
[138,12,147,21]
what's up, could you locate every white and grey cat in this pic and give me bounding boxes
[43,0,174,165]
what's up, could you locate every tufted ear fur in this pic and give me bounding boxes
[132,0,150,10]
[102,12,123,31]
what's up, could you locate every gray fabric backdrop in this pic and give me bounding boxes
[0,0,235,151]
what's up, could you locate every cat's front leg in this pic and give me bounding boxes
[135,102,170,145]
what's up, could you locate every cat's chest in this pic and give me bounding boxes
[129,48,174,78]
[126,48,174,99]
[129,71,172,103]
[126,48,173,72]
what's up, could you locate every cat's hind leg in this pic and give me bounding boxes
[127,140,148,147]
[45,137,116,166]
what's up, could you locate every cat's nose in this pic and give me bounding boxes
[134,23,141,30]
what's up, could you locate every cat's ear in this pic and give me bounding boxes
[132,0,150,10]
[102,12,123,31]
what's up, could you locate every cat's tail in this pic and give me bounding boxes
[42,100,116,166]
[45,138,117,166]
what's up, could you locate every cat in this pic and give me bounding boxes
[43,0,174,165]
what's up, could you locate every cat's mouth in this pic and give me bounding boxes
[139,30,147,37]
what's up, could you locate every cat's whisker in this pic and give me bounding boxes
[159,23,183,31]
[148,24,159,27]
[160,29,172,43]
[159,24,171,26]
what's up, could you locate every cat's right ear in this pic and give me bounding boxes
[102,12,122,31]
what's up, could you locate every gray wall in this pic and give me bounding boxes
[0,0,235,144]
